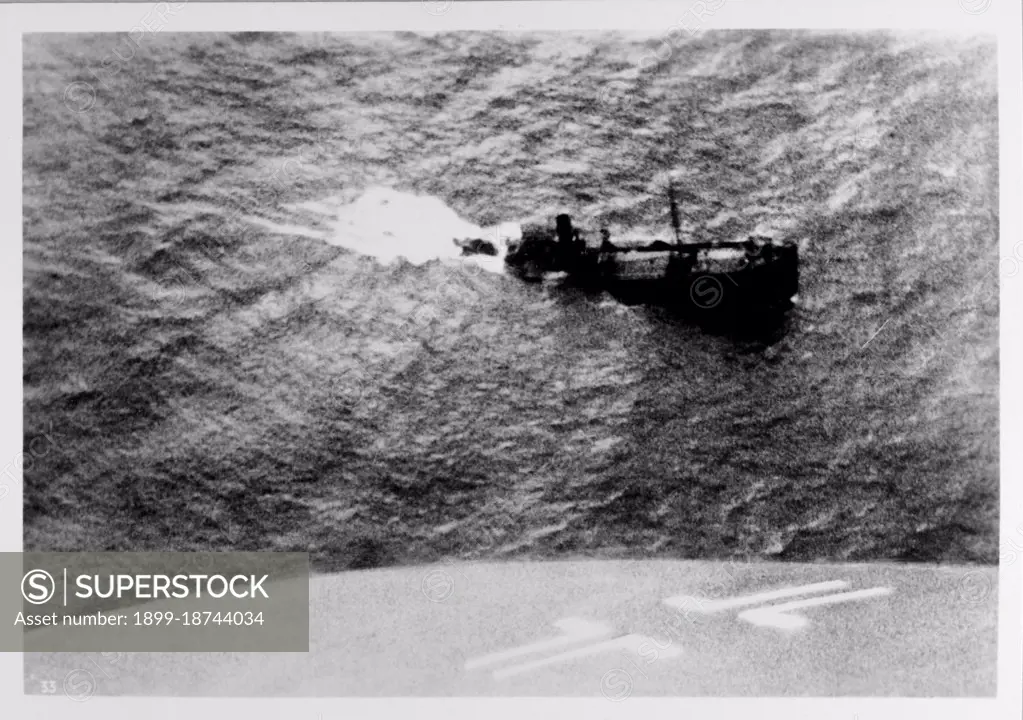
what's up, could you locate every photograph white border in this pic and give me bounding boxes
[2,1,1019,718]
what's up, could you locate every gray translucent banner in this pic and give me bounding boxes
[3,553,309,652]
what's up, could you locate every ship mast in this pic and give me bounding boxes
[668,178,684,250]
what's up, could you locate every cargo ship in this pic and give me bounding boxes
[499,183,799,318]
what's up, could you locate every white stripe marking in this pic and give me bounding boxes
[464,617,612,670]
[739,587,894,629]
[663,580,849,613]
[492,633,681,679]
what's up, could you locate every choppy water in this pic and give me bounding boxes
[22,31,998,569]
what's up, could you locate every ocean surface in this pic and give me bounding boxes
[22,31,999,570]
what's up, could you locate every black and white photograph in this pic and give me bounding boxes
[7,0,1021,713]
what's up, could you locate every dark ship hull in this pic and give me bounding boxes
[503,214,799,322]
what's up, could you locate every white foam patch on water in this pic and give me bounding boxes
[326,186,519,273]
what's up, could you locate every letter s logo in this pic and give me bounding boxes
[600,669,633,702]
[21,569,56,605]
[689,276,724,309]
